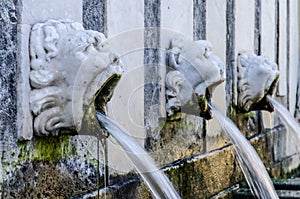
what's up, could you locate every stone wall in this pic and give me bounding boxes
[1,0,300,198]
[0,0,18,187]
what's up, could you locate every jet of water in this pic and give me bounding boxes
[211,104,278,199]
[96,112,181,199]
[267,95,300,144]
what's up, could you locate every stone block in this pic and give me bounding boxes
[261,0,276,62]
[250,132,273,166]
[233,0,255,105]
[288,0,299,114]
[261,0,276,128]
[277,0,288,96]
[160,0,193,49]
[107,0,144,37]
[235,0,255,53]
[149,114,205,166]
[206,0,227,150]
[106,0,145,173]
[165,147,243,198]
[16,24,32,140]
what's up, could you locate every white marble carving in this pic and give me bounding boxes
[165,36,225,119]
[29,20,123,137]
[237,52,279,112]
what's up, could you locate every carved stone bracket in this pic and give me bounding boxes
[19,19,123,140]
[236,52,279,113]
[165,36,225,120]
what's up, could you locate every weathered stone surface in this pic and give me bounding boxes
[3,158,99,198]
[250,132,273,167]
[80,128,292,199]
[166,147,243,198]
[232,112,259,138]
[144,0,164,142]
[148,114,205,166]
[83,0,106,33]
[0,0,18,184]
[225,0,235,111]
[193,0,206,40]
[73,179,152,199]
[74,145,244,199]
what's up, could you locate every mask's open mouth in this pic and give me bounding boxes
[251,74,279,112]
[75,63,123,138]
[94,74,121,114]
[180,88,213,120]
[197,88,213,120]
[93,74,121,138]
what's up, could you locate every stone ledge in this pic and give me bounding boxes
[75,129,291,198]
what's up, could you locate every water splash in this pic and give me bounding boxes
[96,112,181,199]
[211,104,278,199]
[267,95,300,143]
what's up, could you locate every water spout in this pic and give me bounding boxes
[236,52,279,113]
[96,112,181,199]
[211,104,279,199]
[165,36,225,120]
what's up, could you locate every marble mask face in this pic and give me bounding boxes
[165,36,225,119]
[29,20,123,136]
[237,52,279,113]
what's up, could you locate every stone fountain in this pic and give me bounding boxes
[2,1,300,198]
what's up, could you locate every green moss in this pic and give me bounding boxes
[280,164,300,179]
[169,167,180,186]
[33,135,74,163]
[16,135,76,163]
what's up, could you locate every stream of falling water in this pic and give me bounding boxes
[96,111,181,199]
[211,104,279,199]
[267,95,300,143]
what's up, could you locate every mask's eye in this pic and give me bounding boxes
[110,54,119,64]
[83,44,92,53]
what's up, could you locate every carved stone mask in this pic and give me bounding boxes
[237,52,279,113]
[29,20,123,137]
[165,36,225,120]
